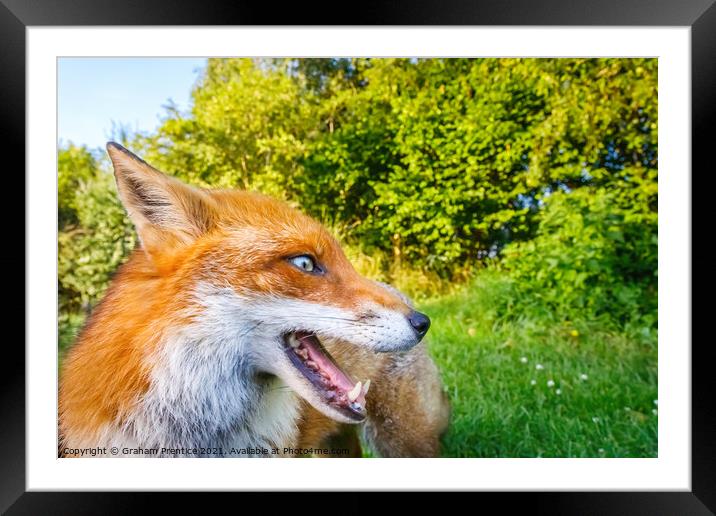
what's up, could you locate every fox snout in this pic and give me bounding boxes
[360,279,431,350]
[407,310,431,340]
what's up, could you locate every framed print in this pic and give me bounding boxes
[3,0,713,512]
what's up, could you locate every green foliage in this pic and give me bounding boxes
[58,311,86,368]
[58,143,98,227]
[130,58,657,279]
[58,144,136,313]
[499,180,657,328]
[298,58,657,276]
[57,57,658,330]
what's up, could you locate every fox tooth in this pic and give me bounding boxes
[347,381,362,402]
[288,334,300,348]
[362,379,371,395]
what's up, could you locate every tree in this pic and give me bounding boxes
[300,58,657,275]
[58,57,657,315]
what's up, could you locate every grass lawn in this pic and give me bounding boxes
[419,277,658,458]
[59,275,657,458]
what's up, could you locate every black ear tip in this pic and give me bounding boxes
[106,142,151,168]
[107,141,134,158]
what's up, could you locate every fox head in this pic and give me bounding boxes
[106,142,430,425]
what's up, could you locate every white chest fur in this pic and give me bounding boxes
[117,326,302,456]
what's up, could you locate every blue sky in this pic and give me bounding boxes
[58,58,207,150]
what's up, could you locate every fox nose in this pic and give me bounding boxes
[408,310,431,340]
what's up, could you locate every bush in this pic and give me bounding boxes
[499,178,657,328]
[58,144,136,313]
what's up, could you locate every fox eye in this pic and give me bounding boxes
[289,255,321,274]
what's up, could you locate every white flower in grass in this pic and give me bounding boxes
[598,448,605,454]
[555,389,562,395]
[536,363,544,370]
[592,417,601,424]
[530,379,537,386]
[653,399,658,406]
[547,380,555,388]
[520,356,528,364]
[652,409,658,416]
[580,374,588,381]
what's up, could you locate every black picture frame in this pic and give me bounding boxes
[2,0,712,513]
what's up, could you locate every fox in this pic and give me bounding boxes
[58,142,450,457]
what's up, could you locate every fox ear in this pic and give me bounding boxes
[106,142,215,258]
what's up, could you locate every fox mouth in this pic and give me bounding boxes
[283,331,369,422]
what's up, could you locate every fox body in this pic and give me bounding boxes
[59,143,449,457]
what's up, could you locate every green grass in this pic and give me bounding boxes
[419,273,658,457]
[58,273,657,458]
